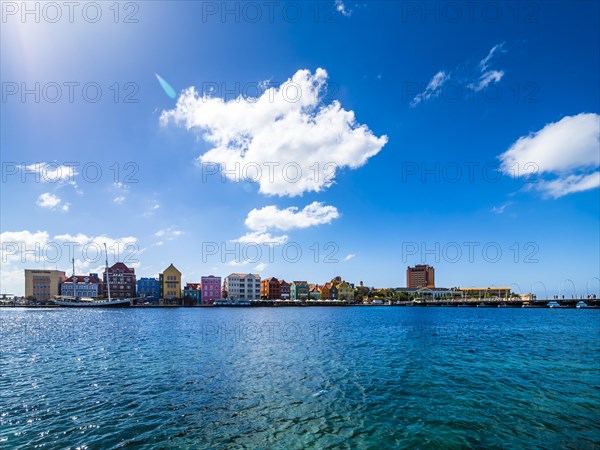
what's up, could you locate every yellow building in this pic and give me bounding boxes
[25,269,66,300]
[337,281,355,302]
[160,264,182,300]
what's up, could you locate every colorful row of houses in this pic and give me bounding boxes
[26,263,356,304]
[260,276,355,301]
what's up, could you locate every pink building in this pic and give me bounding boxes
[201,275,221,305]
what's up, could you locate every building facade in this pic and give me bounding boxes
[103,262,136,299]
[183,283,202,305]
[290,281,309,300]
[160,264,182,300]
[60,274,100,298]
[25,269,66,300]
[137,277,160,298]
[223,273,261,301]
[261,277,281,300]
[337,281,355,302]
[309,284,321,300]
[201,275,221,304]
[279,280,290,300]
[406,264,435,288]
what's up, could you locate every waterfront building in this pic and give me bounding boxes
[223,273,261,301]
[103,262,136,299]
[406,264,435,288]
[318,284,330,300]
[183,283,202,305]
[279,280,290,300]
[160,264,182,301]
[137,277,160,298]
[60,273,100,298]
[458,287,511,300]
[290,281,309,300]
[395,287,460,300]
[309,284,321,300]
[337,280,355,302]
[201,275,221,304]
[261,277,281,300]
[24,269,66,300]
[328,283,339,300]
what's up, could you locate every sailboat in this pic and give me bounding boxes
[54,244,132,307]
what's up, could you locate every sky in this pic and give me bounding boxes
[1,1,599,298]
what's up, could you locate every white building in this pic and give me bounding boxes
[224,273,261,301]
[60,274,100,298]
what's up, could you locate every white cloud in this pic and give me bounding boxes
[475,70,504,91]
[491,202,512,214]
[499,113,600,198]
[335,0,352,16]
[37,192,69,212]
[234,202,339,244]
[161,68,387,197]
[255,263,267,271]
[0,230,50,264]
[234,231,289,245]
[154,227,183,240]
[245,202,340,232]
[228,259,250,267]
[19,163,78,186]
[478,42,505,72]
[529,172,600,199]
[114,196,126,204]
[344,253,356,261]
[411,71,449,107]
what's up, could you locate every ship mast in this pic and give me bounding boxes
[104,243,111,301]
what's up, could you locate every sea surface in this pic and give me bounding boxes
[1,307,599,449]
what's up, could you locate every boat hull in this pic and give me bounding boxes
[55,299,131,307]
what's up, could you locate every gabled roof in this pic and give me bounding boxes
[163,263,182,275]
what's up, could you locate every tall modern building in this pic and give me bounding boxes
[223,273,261,301]
[201,275,221,304]
[24,269,66,300]
[103,262,136,299]
[406,265,435,288]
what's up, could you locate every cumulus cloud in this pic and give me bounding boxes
[37,192,69,212]
[114,196,126,204]
[255,262,267,271]
[245,202,339,232]
[161,68,387,197]
[499,113,600,198]
[234,202,339,244]
[344,253,356,261]
[411,71,449,107]
[490,202,512,214]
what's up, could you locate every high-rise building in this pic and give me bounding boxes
[406,264,435,288]
[24,269,66,300]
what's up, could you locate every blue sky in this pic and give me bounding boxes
[1,1,599,297]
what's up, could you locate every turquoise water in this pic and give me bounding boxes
[1,307,599,449]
